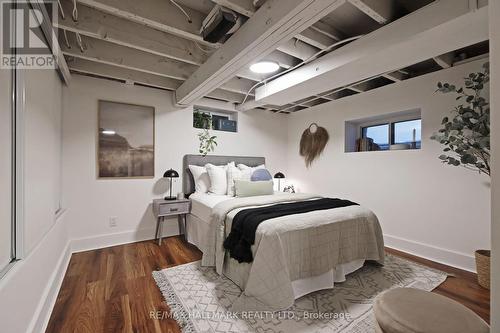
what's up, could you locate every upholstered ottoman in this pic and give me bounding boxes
[373,287,489,333]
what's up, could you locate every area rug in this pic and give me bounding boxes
[152,254,447,333]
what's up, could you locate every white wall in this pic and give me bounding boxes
[0,68,70,333]
[489,0,500,330]
[286,60,491,272]
[62,75,288,250]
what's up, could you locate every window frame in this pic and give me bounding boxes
[1,4,25,280]
[359,115,422,151]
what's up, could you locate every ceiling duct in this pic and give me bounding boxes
[201,5,242,43]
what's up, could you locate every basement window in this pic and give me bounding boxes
[193,107,238,133]
[345,109,421,152]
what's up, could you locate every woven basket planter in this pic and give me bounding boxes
[475,250,490,289]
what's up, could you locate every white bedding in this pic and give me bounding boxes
[189,192,232,222]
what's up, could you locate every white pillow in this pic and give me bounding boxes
[205,162,234,195]
[237,164,266,181]
[189,165,210,193]
[226,164,251,197]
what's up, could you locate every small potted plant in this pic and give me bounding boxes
[430,62,490,289]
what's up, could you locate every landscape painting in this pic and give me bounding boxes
[98,100,154,178]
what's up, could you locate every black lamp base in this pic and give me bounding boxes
[164,196,176,201]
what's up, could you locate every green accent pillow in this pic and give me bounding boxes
[234,180,274,197]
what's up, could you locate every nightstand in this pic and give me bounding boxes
[152,198,190,245]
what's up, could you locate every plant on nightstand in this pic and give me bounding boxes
[431,62,490,289]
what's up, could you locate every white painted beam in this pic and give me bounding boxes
[207,89,245,103]
[66,57,183,90]
[213,0,341,52]
[30,0,71,84]
[310,21,344,41]
[265,50,301,69]
[348,0,395,24]
[381,71,406,82]
[175,0,346,105]
[433,52,455,68]
[57,0,210,65]
[60,32,198,80]
[276,39,319,61]
[295,28,336,50]
[248,0,488,108]
[76,0,213,45]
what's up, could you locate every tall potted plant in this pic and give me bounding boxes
[430,62,490,289]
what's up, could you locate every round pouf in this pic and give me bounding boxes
[373,287,489,333]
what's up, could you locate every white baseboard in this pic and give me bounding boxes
[30,241,72,333]
[71,225,179,253]
[384,234,476,273]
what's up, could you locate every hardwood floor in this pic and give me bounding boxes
[46,237,490,332]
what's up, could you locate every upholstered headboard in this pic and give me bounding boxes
[183,154,265,196]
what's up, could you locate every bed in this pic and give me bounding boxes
[182,154,385,312]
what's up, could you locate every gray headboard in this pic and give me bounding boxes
[183,154,266,196]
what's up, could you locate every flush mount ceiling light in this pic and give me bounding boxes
[249,61,280,74]
[101,129,116,135]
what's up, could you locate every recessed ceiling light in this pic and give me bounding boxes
[101,129,116,135]
[249,61,280,74]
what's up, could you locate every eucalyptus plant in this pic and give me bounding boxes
[198,129,217,157]
[430,62,490,176]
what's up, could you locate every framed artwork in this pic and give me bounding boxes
[97,100,155,178]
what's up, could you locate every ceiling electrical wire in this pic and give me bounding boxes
[72,0,78,21]
[57,0,65,19]
[170,0,192,23]
[241,35,365,105]
[63,29,71,48]
[75,32,84,52]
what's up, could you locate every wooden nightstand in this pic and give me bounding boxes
[152,198,190,245]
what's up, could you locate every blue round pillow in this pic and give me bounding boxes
[251,168,272,181]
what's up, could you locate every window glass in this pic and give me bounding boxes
[393,119,422,148]
[362,124,389,150]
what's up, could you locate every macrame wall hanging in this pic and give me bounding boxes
[299,123,329,167]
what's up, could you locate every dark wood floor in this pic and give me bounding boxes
[46,236,490,332]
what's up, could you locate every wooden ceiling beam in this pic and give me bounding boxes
[175,0,346,105]
[76,0,213,45]
[212,0,343,52]
[59,32,198,80]
[56,0,210,66]
[276,38,319,61]
[347,0,395,24]
[66,57,182,90]
[433,52,455,68]
[246,0,488,109]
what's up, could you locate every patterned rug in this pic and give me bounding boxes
[153,254,447,333]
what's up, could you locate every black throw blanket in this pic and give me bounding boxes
[223,198,358,263]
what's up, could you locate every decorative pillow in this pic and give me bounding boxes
[226,164,251,196]
[237,164,266,180]
[251,168,272,181]
[234,180,274,197]
[205,162,234,195]
[188,165,210,193]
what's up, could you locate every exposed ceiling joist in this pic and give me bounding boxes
[276,39,319,61]
[212,0,342,51]
[295,28,336,49]
[309,20,344,41]
[246,0,488,109]
[67,58,182,90]
[56,0,210,66]
[347,0,395,24]
[76,0,213,46]
[381,71,406,82]
[433,52,455,68]
[30,0,71,84]
[60,33,198,80]
[68,57,245,103]
[175,0,346,106]
[262,50,300,69]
